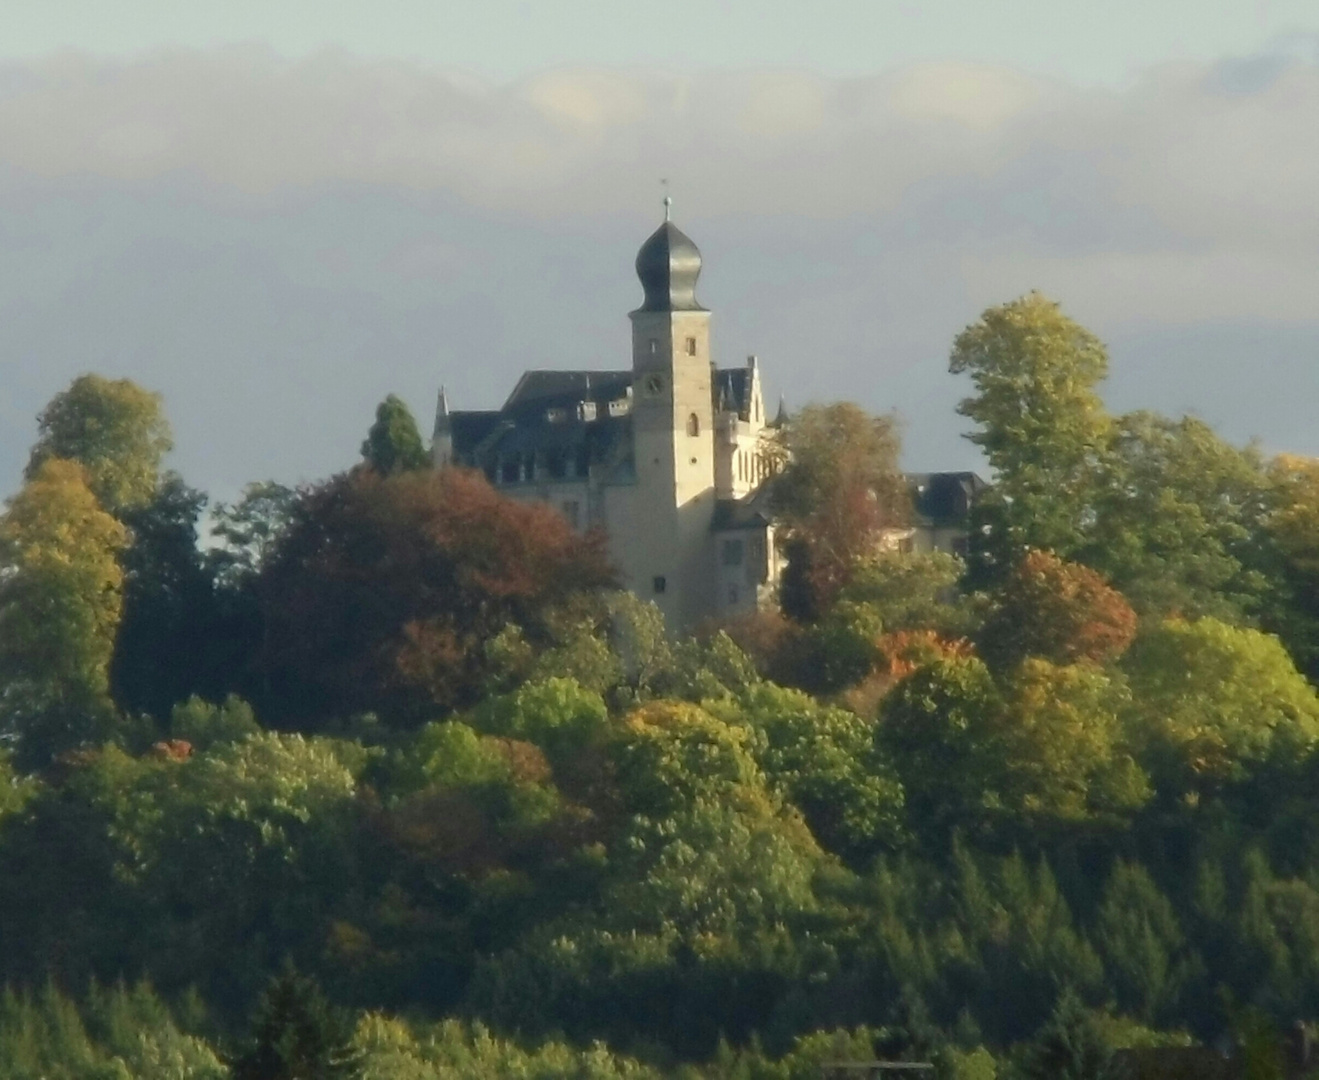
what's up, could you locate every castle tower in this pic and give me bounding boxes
[624,208,717,628]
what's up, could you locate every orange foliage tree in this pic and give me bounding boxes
[256,468,615,728]
[978,549,1137,671]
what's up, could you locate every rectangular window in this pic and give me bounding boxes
[653,575,667,594]
[686,337,697,356]
[722,538,744,566]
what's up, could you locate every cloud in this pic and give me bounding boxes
[1,46,1318,504]
[0,47,1312,255]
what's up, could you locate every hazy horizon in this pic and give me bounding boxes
[2,10,1317,504]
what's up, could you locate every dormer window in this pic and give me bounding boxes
[546,407,566,423]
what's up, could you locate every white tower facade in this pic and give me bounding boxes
[612,218,718,628]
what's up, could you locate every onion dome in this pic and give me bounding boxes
[634,219,706,313]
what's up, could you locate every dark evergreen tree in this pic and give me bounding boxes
[110,473,224,719]
[1019,989,1116,1080]
[233,966,361,1080]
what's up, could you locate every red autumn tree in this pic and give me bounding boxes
[978,548,1137,671]
[256,468,615,728]
[772,403,909,621]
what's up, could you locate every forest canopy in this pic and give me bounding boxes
[1,301,1318,1080]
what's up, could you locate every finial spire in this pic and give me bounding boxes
[433,385,452,439]
[661,178,671,222]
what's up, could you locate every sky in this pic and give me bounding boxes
[1,4,1318,503]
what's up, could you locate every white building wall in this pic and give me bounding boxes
[625,307,718,629]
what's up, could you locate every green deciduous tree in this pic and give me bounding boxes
[839,549,974,636]
[361,394,430,475]
[0,459,128,764]
[1122,617,1319,794]
[1262,454,1319,681]
[950,294,1111,569]
[210,481,298,587]
[1084,412,1271,622]
[716,681,906,862]
[879,656,1146,839]
[26,374,173,514]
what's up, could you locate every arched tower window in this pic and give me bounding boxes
[687,413,700,437]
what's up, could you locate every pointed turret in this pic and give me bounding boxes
[432,385,454,467]
[433,385,451,435]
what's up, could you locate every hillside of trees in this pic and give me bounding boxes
[2,295,1319,1079]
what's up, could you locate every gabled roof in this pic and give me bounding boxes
[714,367,753,418]
[447,411,503,447]
[713,480,777,532]
[502,370,632,412]
[906,471,989,525]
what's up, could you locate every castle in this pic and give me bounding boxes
[432,209,981,629]
[432,209,781,629]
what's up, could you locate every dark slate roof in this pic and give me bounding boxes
[713,481,777,532]
[503,370,633,413]
[446,360,761,486]
[447,368,636,479]
[906,472,989,525]
[714,367,752,418]
[634,221,706,313]
[448,411,503,448]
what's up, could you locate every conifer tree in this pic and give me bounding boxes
[233,966,362,1080]
[361,394,429,475]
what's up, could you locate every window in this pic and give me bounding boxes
[722,538,745,566]
[653,575,667,594]
[686,336,697,356]
[897,537,914,555]
[561,501,580,529]
[649,338,659,355]
[687,412,700,436]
